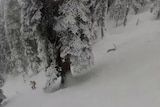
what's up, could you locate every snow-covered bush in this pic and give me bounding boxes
[44,65,61,92]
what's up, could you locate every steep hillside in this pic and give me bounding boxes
[3,8,160,107]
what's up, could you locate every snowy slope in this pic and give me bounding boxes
[3,9,160,107]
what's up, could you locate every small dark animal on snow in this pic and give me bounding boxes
[107,44,117,53]
[30,81,36,90]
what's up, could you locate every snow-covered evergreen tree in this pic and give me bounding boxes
[20,0,42,75]
[98,0,108,38]
[42,0,107,88]
[3,0,27,75]
[84,0,108,39]
[151,0,160,19]
[43,0,94,92]
[0,0,12,74]
[55,0,94,77]
[130,0,148,14]
[108,0,148,26]
[109,0,129,26]
[38,0,64,92]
